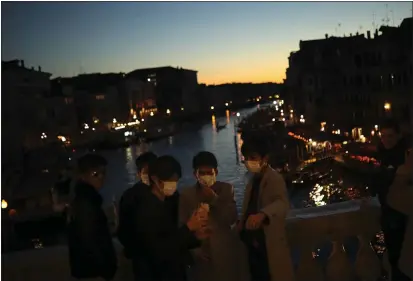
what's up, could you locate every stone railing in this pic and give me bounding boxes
[2,198,389,281]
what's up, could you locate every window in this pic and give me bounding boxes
[96,95,105,100]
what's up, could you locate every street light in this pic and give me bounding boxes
[150,112,154,116]
[113,118,117,123]
[236,112,240,117]
[225,102,229,107]
[384,102,391,111]
[210,106,214,110]
[166,109,171,114]
[1,199,8,209]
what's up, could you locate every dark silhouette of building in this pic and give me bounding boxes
[126,66,199,114]
[285,17,412,134]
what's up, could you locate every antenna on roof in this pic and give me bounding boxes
[358,25,363,34]
[390,9,394,26]
[372,12,377,31]
[383,4,390,26]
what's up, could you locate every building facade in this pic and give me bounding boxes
[126,66,199,114]
[285,17,412,135]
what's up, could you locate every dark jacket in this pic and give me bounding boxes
[136,191,201,281]
[117,181,148,258]
[372,137,409,207]
[67,181,117,280]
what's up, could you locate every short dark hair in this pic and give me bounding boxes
[77,154,107,174]
[192,151,218,169]
[380,119,401,134]
[135,152,158,172]
[148,155,182,182]
[241,138,271,158]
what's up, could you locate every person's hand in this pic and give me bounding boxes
[193,248,211,261]
[194,225,211,241]
[187,208,208,232]
[245,213,267,230]
[236,220,243,232]
[201,186,217,201]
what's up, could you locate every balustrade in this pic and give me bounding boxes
[3,198,392,281]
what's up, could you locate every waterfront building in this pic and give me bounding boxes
[122,76,157,120]
[126,66,199,115]
[285,17,412,135]
[54,73,124,129]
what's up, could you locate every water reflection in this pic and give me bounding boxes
[226,110,230,124]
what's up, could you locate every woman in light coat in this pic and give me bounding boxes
[387,151,413,279]
[238,139,295,281]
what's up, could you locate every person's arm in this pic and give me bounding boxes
[387,165,413,215]
[210,184,238,227]
[140,219,200,263]
[178,191,202,257]
[76,200,117,280]
[260,171,290,221]
[117,191,133,252]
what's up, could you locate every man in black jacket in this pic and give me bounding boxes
[67,154,117,281]
[373,120,411,281]
[136,155,210,281]
[117,152,158,280]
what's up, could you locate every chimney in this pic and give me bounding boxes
[20,60,25,67]
[367,30,371,39]
[325,34,328,39]
[38,66,42,72]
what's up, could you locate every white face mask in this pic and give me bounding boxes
[140,173,150,185]
[246,161,262,173]
[197,172,217,187]
[162,181,177,196]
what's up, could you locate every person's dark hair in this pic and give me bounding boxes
[241,137,271,158]
[135,152,158,172]
[77,154,107,174]
[192,151,218,169]
[380,119,401,134]
[148,155,182,182]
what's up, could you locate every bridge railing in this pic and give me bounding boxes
[3,198,389,281]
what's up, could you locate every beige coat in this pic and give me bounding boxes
[240,167,295,281]
[388,164,413,279]
[179,181,248,281]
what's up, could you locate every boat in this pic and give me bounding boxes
[216,123,227,132]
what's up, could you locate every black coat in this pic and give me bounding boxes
[372,137,409,207]
[67,181,117,280]
[135,190,201,281]
[117,181,148,258]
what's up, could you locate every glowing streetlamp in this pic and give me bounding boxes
[133,114,137,119]
[384,102,391,111]
[150,112,154,116]
[236,112,240,117]
[1,199,8,209]
[374,125,378,130]
[272,118,276,122]
[225,103,229,107]
[210,106,214,110]
[166,109,171,115]
[181,107,184,111]
[113,118,117,124]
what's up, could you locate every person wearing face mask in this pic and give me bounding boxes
[238,138,294,281]
[179,151,244,281]
[136,155,210,281]
[117,152,158,280]
[67,154,117,281]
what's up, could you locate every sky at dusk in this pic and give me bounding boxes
[2,1,412,84]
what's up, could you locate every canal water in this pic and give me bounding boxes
[99,107,258,213]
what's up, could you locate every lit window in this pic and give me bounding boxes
[96,95,105,100]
